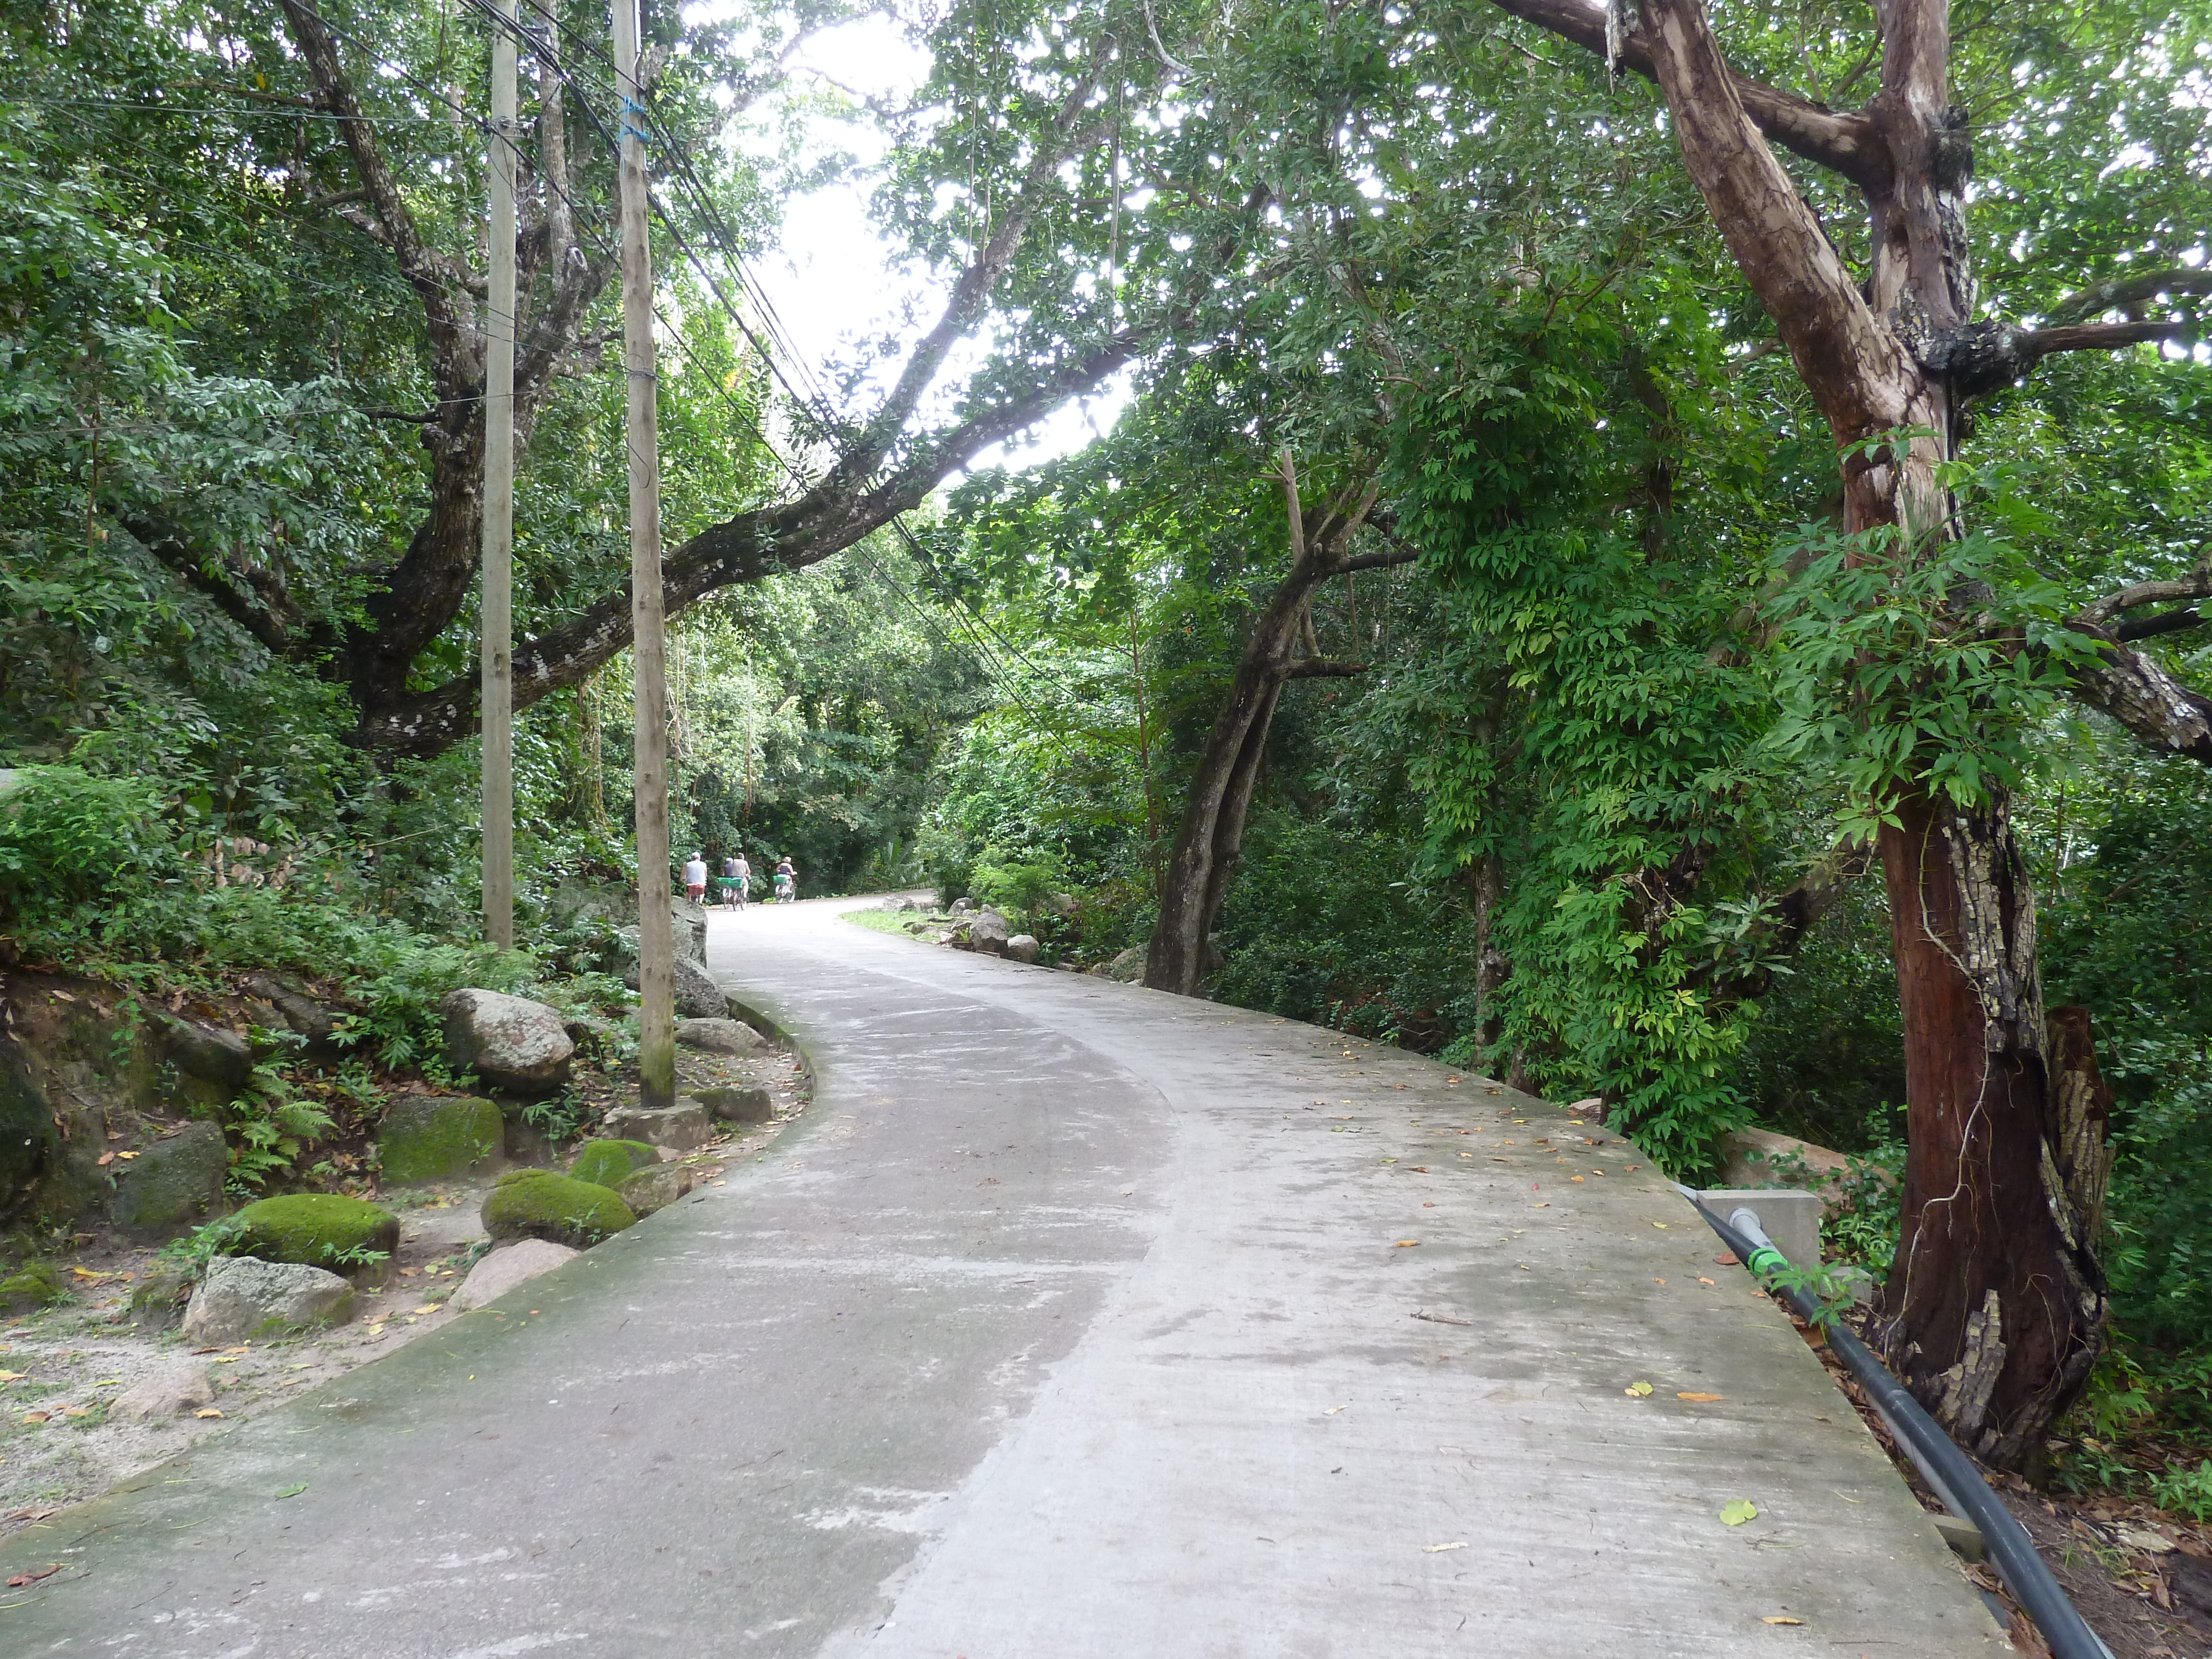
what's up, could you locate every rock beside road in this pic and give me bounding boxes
[1101,945,1147,982]
[1005,933,1040,964]
[182,1256,354,1344]
[967,909,1010,955]
[482,1171,635,1248]
[675,1017,764,1055]
[440,988,575,1094]
[450,1238,579,1312]
[616,1162,691,1217]
[602,1102,713,1151]
[568,1138,660,1188]
[108,1363,217,1423]
[692,1086,772,1125]
[232,1194,400,1276]
[627,955,730,1019]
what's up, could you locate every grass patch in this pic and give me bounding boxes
[839,906,934,940]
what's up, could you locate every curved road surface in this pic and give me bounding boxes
[4,898,2002,1656]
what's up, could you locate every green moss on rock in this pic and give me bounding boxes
[482,1170,634,1248]
[567,1139,658,1189]
[378,1095,503,1183]
[232,1194,400,1274]
[0,1262,67,1311]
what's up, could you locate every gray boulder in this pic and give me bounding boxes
[675,1017,762,1056]
[109,1362,216,1423]
[1105,945,1147,983]
[692,1085,772,1125]
[968,910,1010,956]
[602,1102,713,1151]
[108,1121,228,1235]
[1005,933,1041,964]
[181,1255,353,1344]
[949,897,973,915]
[449,1238,577,1312]
[616,1162,692,1217]
[625,955,728,1019]
[243,972,345,1059]
[440,988,575,1094]
[157,1015,254,1088]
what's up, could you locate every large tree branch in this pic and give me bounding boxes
[279,0,476,375]
[2047,268,2212,326]
[129,521,295,654]
[1333,545,1420,575]
[1921,317,2200,397]
[2064,624,2212,766]
[1485,0,1892,191]
[1284,656,1371,680]
[1634,0,1918,441]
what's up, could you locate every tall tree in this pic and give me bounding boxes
[1486,0,2210,1464]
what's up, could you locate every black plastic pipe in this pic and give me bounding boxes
[1681,1191,2111,1659]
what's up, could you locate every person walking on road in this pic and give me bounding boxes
[683,851,708,905]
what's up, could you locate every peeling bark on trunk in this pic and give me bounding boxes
[1874,794,2105,1465]
[1491,0,2146,1463]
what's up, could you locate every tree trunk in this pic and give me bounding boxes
[1874,792,2106,1464]
[1144,457,1395,997]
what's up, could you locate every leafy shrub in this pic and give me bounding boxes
[968,848,1064,929]
[0,765,175,920]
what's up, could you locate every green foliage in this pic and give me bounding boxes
[155,1213,249,1275]
[217,1055,338,1195]
[1768,514,2106,839]
[0,765,175,919]
[967,850,1063,930]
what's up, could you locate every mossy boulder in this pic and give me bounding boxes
[0,1262,67,1312]
[232,1193,401,1275]
[568,1139,658,1190]
[378,1094,503,1183]
[482,1170,634,1248]
[108,1121,229,1235]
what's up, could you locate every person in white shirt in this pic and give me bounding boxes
[682,851,708,905]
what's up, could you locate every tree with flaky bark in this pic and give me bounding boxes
[1486,0,2209,1464]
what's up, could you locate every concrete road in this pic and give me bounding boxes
[2,898,2002,1656]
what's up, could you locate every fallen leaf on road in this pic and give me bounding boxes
[1625,1381,1654,1397]
[1531,1202,1549,1208]
[1324,1405,1349,1415]
[0,1370,26,1383]
[411,1305,439,1316]
[1720,1500,1759,1526]
[6,1564,60,1587]
[1423,1201,1436,1208]
[1571,1176,1585,1183]
[20,1410,50,1424]
[1422,1541,1469,1553]
[1409,1167,1428,1173]
[1653,1278,1667,1285]
[1713,1253,1739,1266]
[96,1151,116,1166]
[274,1483,309,1499]
[1698,1277,1716,1285]
[1761,1616,1803,1625]
[194,1408,224,1420]
[1412,1312,1473,1327]
[1394,1239,1421,1247]
[1650,1221,1670,1229]
[69,1266,113,1280]
[1678,1392,1724,1402]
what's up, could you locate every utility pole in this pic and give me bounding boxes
[615,0,675,1109]
[480,0,518,949]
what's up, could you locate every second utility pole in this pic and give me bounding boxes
[615,0,675,1109]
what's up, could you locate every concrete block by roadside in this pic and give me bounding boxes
[1697,1186,1823,1272]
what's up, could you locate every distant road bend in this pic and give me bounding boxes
[2,896,2004,1656]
